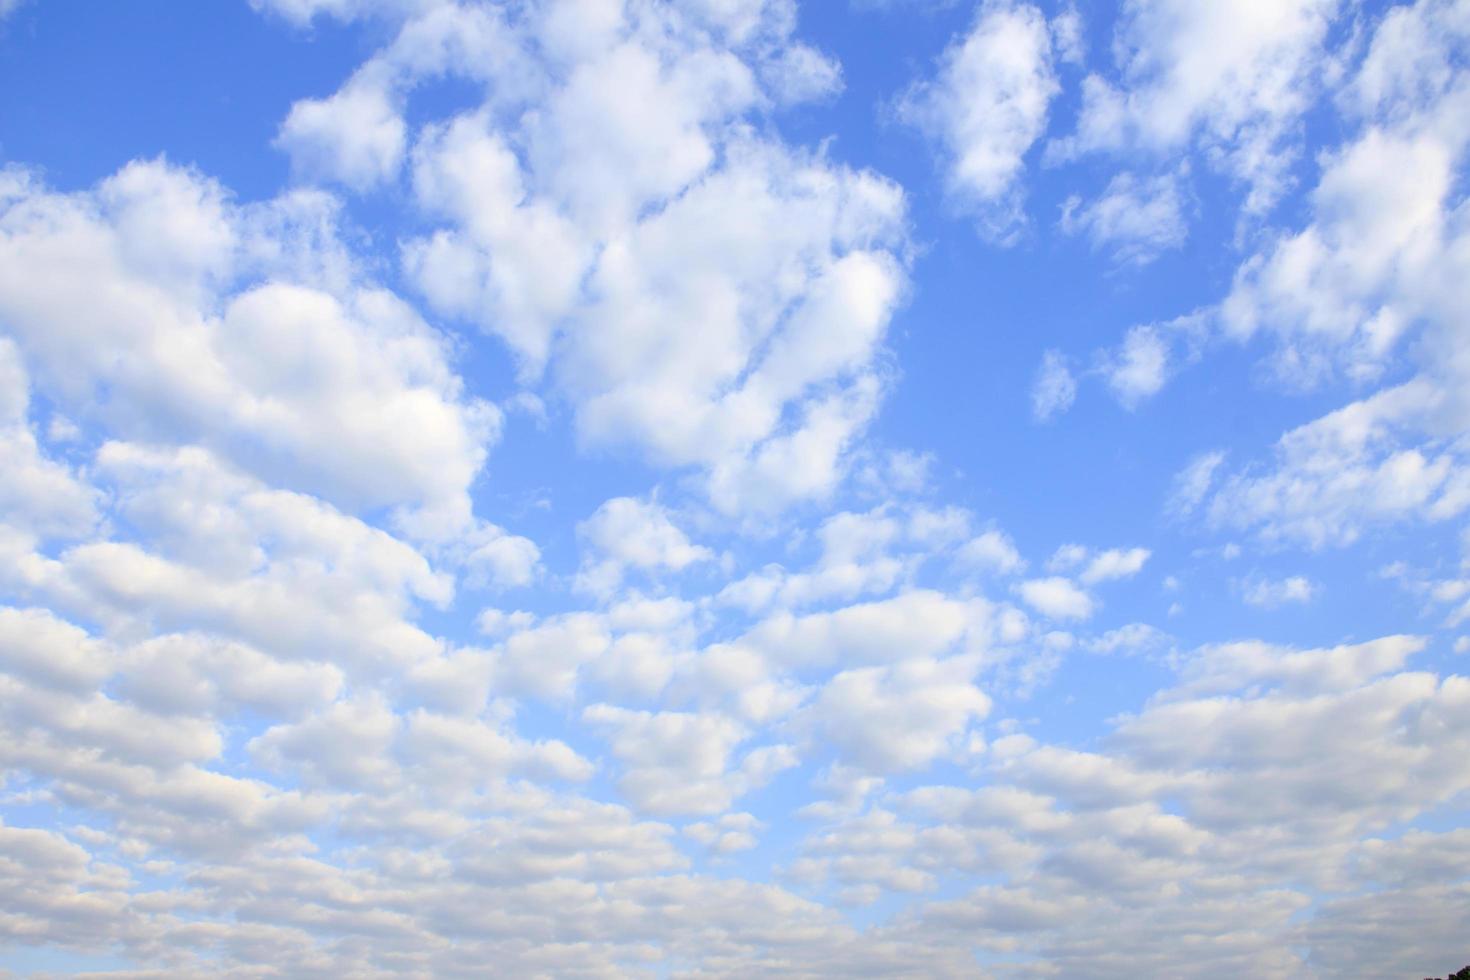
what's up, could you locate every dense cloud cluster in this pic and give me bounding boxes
[1,0,1469,976]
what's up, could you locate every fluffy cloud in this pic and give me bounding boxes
[275,0,914,516]
[1240,574,1319,607]
[1058,0,1341,213]
[1031,348,1077,421]
[1016,576,1095,620]
[583,704,795,815]
[575,497,712,596]
[5,1,1470,975]
[1060,170,1189,264]
[1202,381,1470,547]
[800,655,990,773]
[277,74,407,190]
[901,0,1058,237]
[1090,0,1470,552]
[786,631,1469,974]
[0,161,499,538]
[0,339,99,540]
[955,528,1025,576]
[1078,546,1151,585]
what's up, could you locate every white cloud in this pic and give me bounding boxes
[685,811,764,855]
[1084,622,1172,657]
[735,589,995,672]
[0,606,112,694]
[118,633,343,721]
[564,147,904,514]
[329,0,913,515]
[6,1,1470,975]
[1220,129,1459,386]
[583,704,794,815]
[1204,381,1470,547]
[956,529,1025,576]
[1047,543,1087,572]
[575,497,712,595]
[900,0,1058,238]
[460,524,542,590]
[1057,0,1341,214]
[1079,547,1151,585]
[1170,0,1470,548]
[1031,349,1076,421]
[277,74,406,190]
[1240,574,1320,607]
[759,42,843,105]
[248,0,388,25]
[0,340,100,540]
[493,613,611,702]
[0,161,499,540]
[1050,6,1085,65]
[1101,325,1170,408]
[715,505,968,615]
[1167,450,1226,517]
[402,112,591,371]
[1016,577,1095,620]
[800,655,991,773]
[1060,170,1188,264]
[1044,545,1150,586]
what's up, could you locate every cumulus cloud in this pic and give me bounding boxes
[1055,0,1341,214]
[575,497,713,596]
[956,528,1025,576]
[900,0,1059,238]
[1016,576,1095,620]
[1060,170,1189,264]
[4,1,1470,975]
[1079,547,1151,585]
[320,0,914,516]
[583,704,795,815]
[800,655,991,773]
[1240,574,1319,607]
[1100,324,1175,408]
[277,74,407,189]
[1167,0,1470,548]
[1031,348,1077,421]
[0,161,499,539]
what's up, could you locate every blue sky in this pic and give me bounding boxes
[1,0,1469,976]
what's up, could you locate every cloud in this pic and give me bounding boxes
[800,655,991,773]
[277,74,406,190]
[0,161,499,539]
[1084,622,1173,657]
[900,0,1059,238]
[1079,547,1151,585]
[311,0,913,516]
[5,1,1470,975]
[575,497,713,596]
[1203,381,1470,547]
[1060,170,1189,264]
[0,339,100,540]
[583,704,794,815]
[1148,0,1470,549]
[1055,0,1341,214]
[1031,348,1077,421]
[955,528,1025,576]
[1167,450,1227,517]
[1016,577,1096,620]
[1240,574,1320,607]
[1100,325,1171,408]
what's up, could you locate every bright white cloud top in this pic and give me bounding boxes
[0,0,1468,976]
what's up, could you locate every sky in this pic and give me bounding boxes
[0,0,1468,976]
